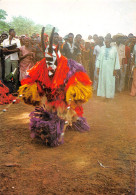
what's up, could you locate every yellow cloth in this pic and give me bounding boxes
[66,81,92,103]
[18,83,41,104]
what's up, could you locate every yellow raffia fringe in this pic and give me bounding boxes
[66,81,92,103]
[18,83,41,104]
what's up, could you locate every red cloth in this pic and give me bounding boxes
[21,56,69,90]
[0,81,20,105]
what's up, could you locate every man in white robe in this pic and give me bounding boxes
[96,37,120,99]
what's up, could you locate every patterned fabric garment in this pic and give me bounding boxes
[19,46,35,81]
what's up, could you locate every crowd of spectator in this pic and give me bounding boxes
[0,28,136,97]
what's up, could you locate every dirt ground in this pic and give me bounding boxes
[0,92,136,195]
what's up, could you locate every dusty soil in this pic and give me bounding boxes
[0,92,136,195]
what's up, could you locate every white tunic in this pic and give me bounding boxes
[96,46,120,98]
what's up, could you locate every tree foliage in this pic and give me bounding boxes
[10,16,43,36]
[0,10,59,36]
[0,9,7,20]
[0,9,10,33]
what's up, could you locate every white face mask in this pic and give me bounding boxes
[45,45,61,76]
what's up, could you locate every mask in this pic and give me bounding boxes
[45,45,61,76]
[41,27,61,77]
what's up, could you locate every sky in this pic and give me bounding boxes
[0,0,136,38]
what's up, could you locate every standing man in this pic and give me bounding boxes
[123,36,131,90]
[53,32,59,46]
[113,34,126,92]
[0,32,8,81]
[74,34,82,63]
[82,39,91,76]
[2,29,21,92]
[93,36,104,91]
[96,37,120,99]
[63,33,83,63]
[93,34,99,45]
[63,33,75,60]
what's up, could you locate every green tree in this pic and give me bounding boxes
[0,9,10,33]
[0,9,7,20]
[10,16,43,36]
[0,10,59,37]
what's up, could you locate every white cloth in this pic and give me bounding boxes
[93,45,101,62]
[2,37,21,60]
[96,46,120,98]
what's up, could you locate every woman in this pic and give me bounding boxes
[19,37,35,81]
[20,35,25,46]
